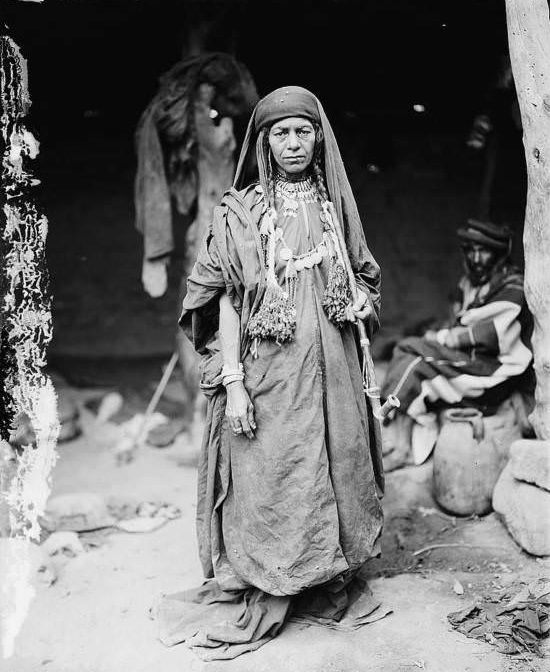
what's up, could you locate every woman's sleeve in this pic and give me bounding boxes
[355,257,381,336]
[178,232,227,354]
[341,195,382,335]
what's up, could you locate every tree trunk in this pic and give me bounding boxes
[505,0,550,440]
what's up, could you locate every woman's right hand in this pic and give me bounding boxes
[225,381,256,439]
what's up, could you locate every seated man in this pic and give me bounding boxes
[381,218,533,471]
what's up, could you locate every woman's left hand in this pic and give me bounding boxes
[346,289,372,322]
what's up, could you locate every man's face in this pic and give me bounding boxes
[462,242,498,285]
[268,117,316,176]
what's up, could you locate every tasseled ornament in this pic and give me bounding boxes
[247,282,297,345]
[320,201,353,327]
[322,257,352,327]
[247,207,297,348]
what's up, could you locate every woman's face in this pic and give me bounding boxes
[268,117,316,177]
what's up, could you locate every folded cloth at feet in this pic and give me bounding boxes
[151,572,391,661]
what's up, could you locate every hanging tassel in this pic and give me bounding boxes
[247,208,297,345]
[247,282,297,345]
[320,202,352,327]
[322,256,352,327]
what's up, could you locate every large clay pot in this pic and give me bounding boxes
[433,408,503,516]
[482,399,523,469]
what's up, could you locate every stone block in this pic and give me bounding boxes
[509,439,550,491]
[42,530,85,557]
[42,492,115,532]
[493,462,550,556]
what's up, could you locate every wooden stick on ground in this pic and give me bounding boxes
[412,542,508,557]
[132,351,180,451]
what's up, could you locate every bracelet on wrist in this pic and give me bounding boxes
[222,363,245,388]
[223,376,245,387]
[221,363,244,377]
[222,372,245,387]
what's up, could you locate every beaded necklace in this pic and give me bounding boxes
[273,175,335,272]
[275,173,318,217]
[248,188,352,353]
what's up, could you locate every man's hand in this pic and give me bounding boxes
[424,328,461,349]
[142,258,168,298]
[225,381,256,440]
[346,289,372,323]
[443,330,460,349]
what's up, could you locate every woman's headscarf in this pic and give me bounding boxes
[233,86,370,271]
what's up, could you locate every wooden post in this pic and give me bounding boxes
[505,0,550,440]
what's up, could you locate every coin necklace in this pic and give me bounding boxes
[274,173,318,218]
[275,227,332,272]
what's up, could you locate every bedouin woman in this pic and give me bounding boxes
[153,86,385,661]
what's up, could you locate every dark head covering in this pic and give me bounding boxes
[233,86,371,271]
[457,218,513,252]
[254,86,320,130]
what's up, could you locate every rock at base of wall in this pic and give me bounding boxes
[493,462,550,556]
[509,439,550,492]
[42,492,115,532]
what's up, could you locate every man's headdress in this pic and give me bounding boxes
[457,219,513,253]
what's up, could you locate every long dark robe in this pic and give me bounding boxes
[153,185,385,660]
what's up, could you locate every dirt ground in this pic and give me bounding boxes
[6,375,550,672]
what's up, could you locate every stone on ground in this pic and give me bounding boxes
[42,492,115,532]
[509,439,550,491]
[42,531,85,557]
[493,462,550,556]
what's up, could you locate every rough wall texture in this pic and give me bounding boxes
[0,35,59,660]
